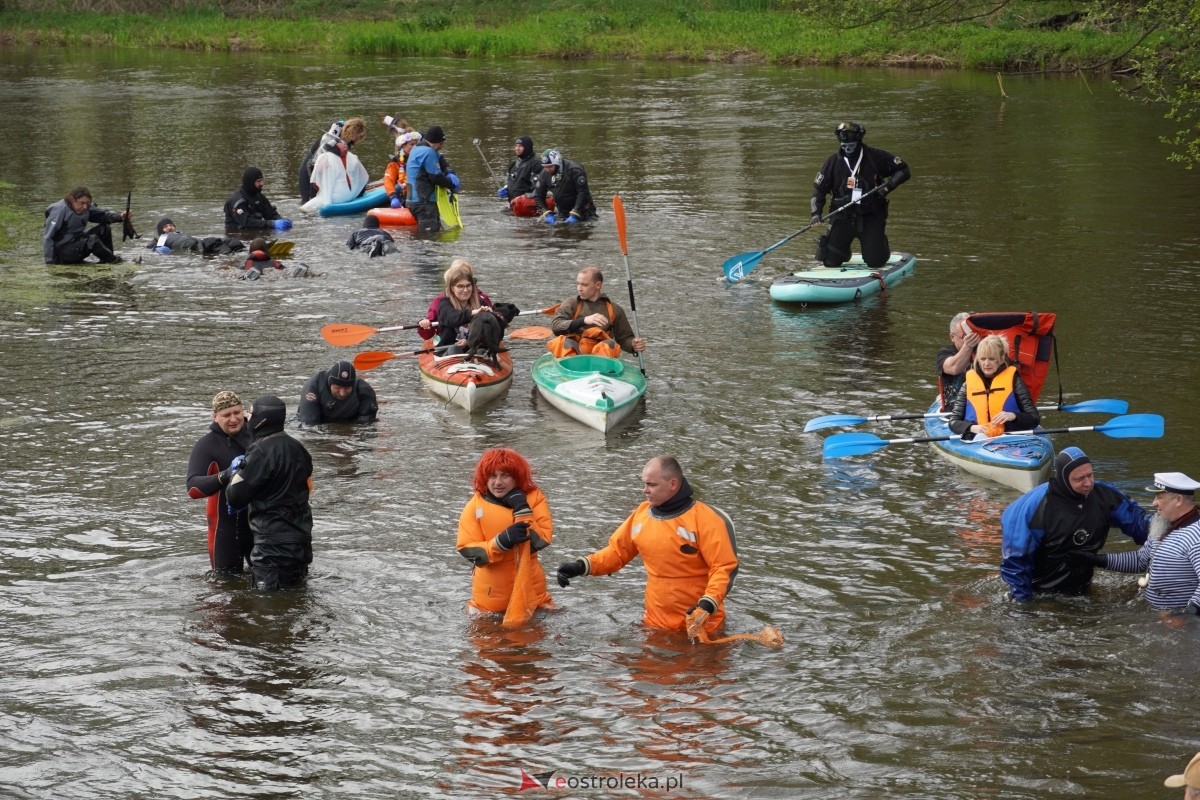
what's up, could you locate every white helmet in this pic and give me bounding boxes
[541,149,563,169]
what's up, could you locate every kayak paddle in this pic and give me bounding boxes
[822,413,1164,459]
[324,303,561,347]
[722,184,885,283]
[613,193,647,377]
[803,398,1130,432]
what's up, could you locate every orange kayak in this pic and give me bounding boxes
[418,342,514,413]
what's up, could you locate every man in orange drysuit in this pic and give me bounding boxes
[555,455,739,636]
[547,266,647,359]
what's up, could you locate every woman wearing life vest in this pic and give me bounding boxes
[383,130,421,208]
[948,333,1040,438]
[456,448,555,617]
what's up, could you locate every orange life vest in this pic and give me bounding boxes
[547,298,621,359]
[963,365,1020,425]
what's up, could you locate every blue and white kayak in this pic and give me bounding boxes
[317,187,389,218]
[769,252,916,304]
[531,353,646,433]
[923,398,1054,492]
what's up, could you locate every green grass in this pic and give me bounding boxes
[0,1,1151,71]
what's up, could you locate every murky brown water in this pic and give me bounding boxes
[1,48,1198,799]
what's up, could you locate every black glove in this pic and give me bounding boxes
[687,597,717,616]
[1068,551,1107,568]
[810,213,821,225]
[877,184,890,197]
[496,522,529,551]
[556,559,587,588]
[501,489,531,517]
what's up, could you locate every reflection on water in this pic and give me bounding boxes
[1,47,1199,800]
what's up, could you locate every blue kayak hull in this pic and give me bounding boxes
[769,252,916,304]
[317,187,389,217]
[924,398,1053,491]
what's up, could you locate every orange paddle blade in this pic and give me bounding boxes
[322,323,380,347]
[502,542,539,628]
[509,326,554,341]
[352,350,398,371]
[535,302,561,316]
[613,194,629,256]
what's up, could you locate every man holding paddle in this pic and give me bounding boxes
[547,267,646,359]
[1000,446,1150,602]
[811,122,909,269]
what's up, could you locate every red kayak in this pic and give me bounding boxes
[367,207,417,226]
[509,194,554,218]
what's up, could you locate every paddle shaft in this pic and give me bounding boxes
[612,194,646,376]
[723,183,886,282]
[824,414,1164,458]
[807,399,1129,430]
[472,138,500,183]
[323,304,560,347]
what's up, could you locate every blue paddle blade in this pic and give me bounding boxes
[722,251,764,283]
[804,414,870,432]
[1060,398,1128,414]
[1098,413,1163,438]
[823,432,889,459]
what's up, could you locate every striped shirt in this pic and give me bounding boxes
[1104,514,1200,610]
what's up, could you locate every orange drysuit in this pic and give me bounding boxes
[457,488,554,614]
[585,501,739,634]
[547,296,632,359]
[383,157,408,200]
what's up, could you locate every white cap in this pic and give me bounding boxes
[1146,472,1200,495]
[395,131,421,149]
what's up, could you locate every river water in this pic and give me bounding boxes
[1,48,1198,799]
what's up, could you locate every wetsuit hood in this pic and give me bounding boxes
[652,475,695,517]
[242,166,264,196]
[250,395,286,437]
[1049,446,1091,502]
[516,136,535,161]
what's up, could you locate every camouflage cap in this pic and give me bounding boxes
[211,390,243,413]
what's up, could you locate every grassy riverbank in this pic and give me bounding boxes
[0,0,1146,72]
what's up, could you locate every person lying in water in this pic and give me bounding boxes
[148,217,244,256]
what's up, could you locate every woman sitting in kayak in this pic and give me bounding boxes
[422,259,505,355]
[948,333,1040,438]
[456,448,555,621]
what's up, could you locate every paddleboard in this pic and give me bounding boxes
[769,252,916,304]
[317,187,390,217]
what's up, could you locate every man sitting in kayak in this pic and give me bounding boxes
[935,311,979,410]
[947,333,1039,438]
[548,266,646,359]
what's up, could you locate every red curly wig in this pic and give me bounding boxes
[472,448,537,497]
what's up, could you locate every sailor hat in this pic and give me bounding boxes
[1145,471,1200,495]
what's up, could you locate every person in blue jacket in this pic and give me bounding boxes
[405,125,459,234]
[1000,446,1150,602]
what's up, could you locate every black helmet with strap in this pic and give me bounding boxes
[835,122,866,143]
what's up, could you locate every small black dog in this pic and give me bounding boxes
[464,312,504,367]
[463,303,519,367]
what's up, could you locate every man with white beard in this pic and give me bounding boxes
[1079,471,1200,612]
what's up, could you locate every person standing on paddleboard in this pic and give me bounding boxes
[810,121,909,269]
[186,391,254,576]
